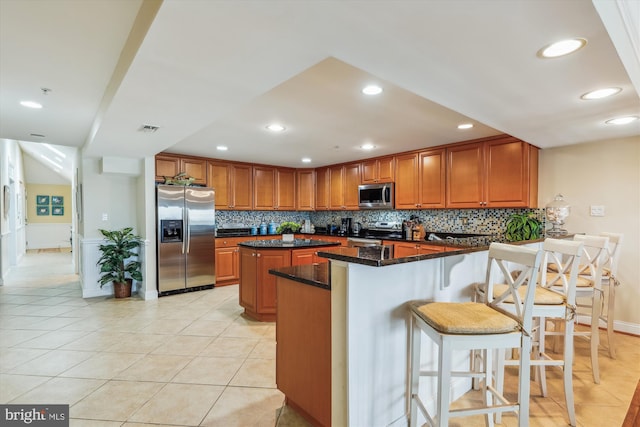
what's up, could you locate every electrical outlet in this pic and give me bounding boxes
[590,205,605,217]
[102,213,108,221]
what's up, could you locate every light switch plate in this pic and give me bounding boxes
[102,213,109,221]
[590,205,605,217]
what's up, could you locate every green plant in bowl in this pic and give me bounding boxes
[276,221,301,234]
[505,212,541,242]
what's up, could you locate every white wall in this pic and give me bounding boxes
[78,156,157,299]
[539,136,640,333]
[0,139,27,283]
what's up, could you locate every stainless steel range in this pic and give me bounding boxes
[363,221,403,239]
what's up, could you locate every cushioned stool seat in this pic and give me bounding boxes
[492,283,565,305]
[416,301,518,334]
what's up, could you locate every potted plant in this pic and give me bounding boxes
[97,227,143,298]
[276,221,301,242]
[505,212,542,242]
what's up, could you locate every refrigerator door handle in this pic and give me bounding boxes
[186,207,191,253]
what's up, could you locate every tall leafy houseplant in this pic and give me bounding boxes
[97,227,143,298]
[505,212,542,242]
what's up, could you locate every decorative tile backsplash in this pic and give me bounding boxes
[216,208,546,235]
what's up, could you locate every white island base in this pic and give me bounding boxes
[329,249,509,427]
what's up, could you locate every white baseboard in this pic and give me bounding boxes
[576,315,640,336]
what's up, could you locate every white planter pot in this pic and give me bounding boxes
[282,233,294,242]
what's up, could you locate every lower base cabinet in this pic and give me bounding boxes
[276,276,331,426]
[389,241,456,257]
[239,247,291,321]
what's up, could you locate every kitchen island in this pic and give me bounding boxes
[270,237,543,427]
[237,239,341,321]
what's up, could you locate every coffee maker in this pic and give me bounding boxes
[340,217,352,235]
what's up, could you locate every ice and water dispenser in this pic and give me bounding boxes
[161,219,183,243]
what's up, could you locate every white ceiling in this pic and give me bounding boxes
[1,0,639,171]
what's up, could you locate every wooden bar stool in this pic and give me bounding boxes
[407,242,542,427]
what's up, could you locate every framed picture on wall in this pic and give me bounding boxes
[37,195,49,205]
[37,206,50,216]
[52,196,64,206]
[52,206,64,216]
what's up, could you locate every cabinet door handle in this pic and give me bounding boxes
[257,253,261,257]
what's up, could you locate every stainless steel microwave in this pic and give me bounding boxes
[358,183,394,209]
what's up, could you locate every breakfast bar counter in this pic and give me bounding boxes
[270,237,544,427]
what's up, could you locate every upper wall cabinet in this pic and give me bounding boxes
[361,156,394,184]
[315,167,330,210]
[395,148,446,209]
[253,166,296,210]
[207,161,253,210]
[155,154,207,185]
[446,136,538,208]
[329,163,360,210]
[296,169,315,211]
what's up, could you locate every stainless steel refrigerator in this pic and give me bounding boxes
[156,184,215,295]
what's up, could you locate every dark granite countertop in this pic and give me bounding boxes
[315,235,552,267]
[268,233,572,288]
[238,239,342,249]
[269,263,330,290]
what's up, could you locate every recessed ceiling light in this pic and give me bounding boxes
[538,38,587,58]
[580,87,622,100]
[361,143,375,150]
[266,123,285,132]
[362,85,382,95]
[457,123,474,130]
[20,100,42,109]
[216,145,228,151]
[605,116,638,125]
[301,157,311,163]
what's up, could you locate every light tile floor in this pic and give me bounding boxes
[1,251,638,426]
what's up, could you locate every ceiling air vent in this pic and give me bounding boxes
[139,124,160,133]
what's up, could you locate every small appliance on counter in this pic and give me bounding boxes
[340,217,352,235]
[216,223,252,237]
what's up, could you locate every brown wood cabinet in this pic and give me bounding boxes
[253,166,276,210]
[296,169,315,211]
[361,156,394,183]
[253,166,296,210]
[329,163,360,210]
[276,168,296,210]
[315,167,330,210]
[276,275,331,427]
[207,161,253,210]
[239,246,291,321]
[155,154,207,185]
[215,237,252,286]
[446,136,538,208]
[389,241,450,257]
[395,148,445,209]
